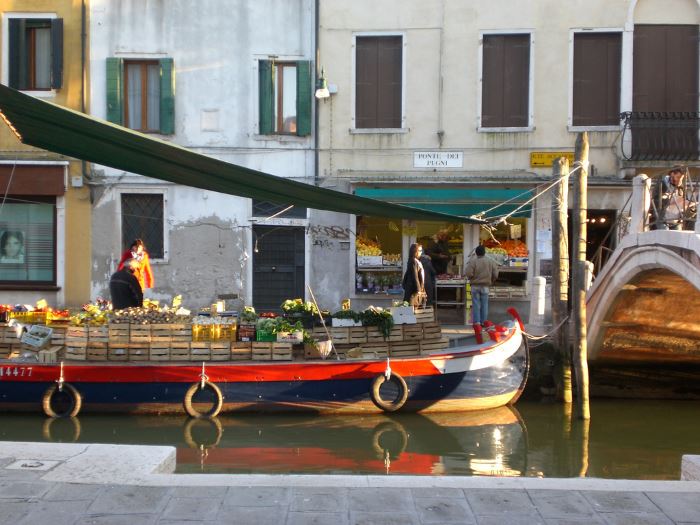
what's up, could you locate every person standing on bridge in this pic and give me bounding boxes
[653,167,697,230]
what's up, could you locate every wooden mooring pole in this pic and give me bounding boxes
[551,157,572,403]
[571,132,590,420]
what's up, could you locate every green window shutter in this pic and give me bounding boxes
[106,57,123,125]
[258,60,274,135]
[50,19,63,89]
[295,60,312,136]
[159,58,175,134]
[8,19,26,89]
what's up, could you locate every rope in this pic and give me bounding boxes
[522,315,570,342]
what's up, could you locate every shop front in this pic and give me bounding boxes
[352,186,534,315]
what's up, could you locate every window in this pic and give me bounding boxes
[121,194,164,259]
[8,17,63,90]
[106,58,175,134]
[258,60,311,136]
[572,32,621,127]
[252,200,307,219]
[481,34,531,129]
[0,198,56,285]
[355,35,403,129]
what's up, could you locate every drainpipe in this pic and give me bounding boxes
[314,0,320,185]
[80,0,89,182]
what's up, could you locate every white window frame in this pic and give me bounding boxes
[351,31,408,134]
[568,27,624,132]
[1,12,58,98]
[477,30,535,132]
[116,187,170,264]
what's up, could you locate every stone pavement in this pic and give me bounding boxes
[1,442,700,525]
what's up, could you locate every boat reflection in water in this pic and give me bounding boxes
[4,406,528,476]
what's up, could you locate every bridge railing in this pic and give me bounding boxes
[630,174,699,234]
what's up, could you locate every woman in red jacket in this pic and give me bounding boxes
[117,239,154,291]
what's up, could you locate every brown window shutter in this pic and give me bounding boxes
[482,34,530,128]
[356,36,402,129]
[573,33,621,126]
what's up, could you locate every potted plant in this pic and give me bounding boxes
[281,298,324,328]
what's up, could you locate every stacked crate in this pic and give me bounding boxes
[108,324,130,361]
[65,326,88,360]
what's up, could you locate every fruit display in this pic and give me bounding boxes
[483,239,528,258]
[356,237,382,256]
[382,253,401,266]
[109,305,190,325]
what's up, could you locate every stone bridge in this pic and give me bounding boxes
[585,175,700,398]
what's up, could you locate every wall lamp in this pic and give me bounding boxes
[315,68,338,99]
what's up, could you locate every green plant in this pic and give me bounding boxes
[281,298,320,315]
[331,309,362,323]
[240,306,258,323]
[360,307,395,339]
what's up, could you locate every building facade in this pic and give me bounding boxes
[0,0,92,307]
[88,0,317,310]
[314,0,700,312]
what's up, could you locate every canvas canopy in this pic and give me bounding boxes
[0,84,483,223]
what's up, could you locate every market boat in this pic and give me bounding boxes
[0,307,528,417]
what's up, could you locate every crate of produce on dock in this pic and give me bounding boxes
[402,324,423,341]
[252,342,272,360]
[276,331,303,343]
[190,342,211,361]
[50,326,66,345]
[348,327,367,344]
[107,344,128,361]
[87,342,108,361]
[390,341,420,357]
[362,342,389,358]
[0,326,18,343]
[66,326,89,343]
[128,343,149,361]
[0,343,15,359]
[327,327,350,344]
[38,346,62,363]
[419,338,450,353]
[169,324,192,342]
[422,322,442,340]
[129,326,151,343]
[108,324,130,343]
[271,342,293,360]
[210,342,231,361]
[149,324,173,343]
[366,325,402,342]
[148,344,170,361]
[87,326,109,343]
[231,341,252,360]
[65,342,87,360]
[169,343,190,361]
[413,306,435,323]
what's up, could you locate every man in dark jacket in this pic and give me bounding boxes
[109,259,143,310]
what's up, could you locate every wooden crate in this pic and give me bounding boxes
[50,326,67,345]
[1,326,17,344]
[190,342,211,361]
[129,325,151,343]
[169,323,191,342]
[87,342,108,361]
[328,327,350,344]
[65,326,89,345]
[0,343,13,359]
[271,342,293,361]
[210,342,231,361]
[149,345,170,361]
[231,341,252,361]
[238,323,256,342]
[252,342,272,360]
[108,344,129,361]
[128,343,149,361]
[348,327,367,344]
[366,325,403,343]
[389,341,420,357]
[402,324,423,341]
[65,343,87,361]
[87,326,109,343]
[422,322,442,340]
[420,337,450,354]
[38,346,62,363]
[414,306,435,323]
[108,324,130,343]
[169,342,190,361]
[150,324,173,343]
[361,342,389,358]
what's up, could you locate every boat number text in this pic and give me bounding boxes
[0,366,33,379]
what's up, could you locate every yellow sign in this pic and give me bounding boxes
[530,152,575,168]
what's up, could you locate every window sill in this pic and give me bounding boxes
[568,125,620,132]
[252,134,308,143]
[0,284,60,291]
[350,128,409,134]
[478,126,534,133]
[18,89,57,99]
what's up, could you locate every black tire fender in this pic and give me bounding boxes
[370,373,408,412]
[183,381,223,418]
[42,383,82,418]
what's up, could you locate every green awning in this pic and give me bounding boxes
[354,187,533,219]
[0,84,482,224]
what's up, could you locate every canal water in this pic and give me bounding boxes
[1,400,698,479]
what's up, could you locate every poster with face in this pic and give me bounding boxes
[0,230,25,264]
